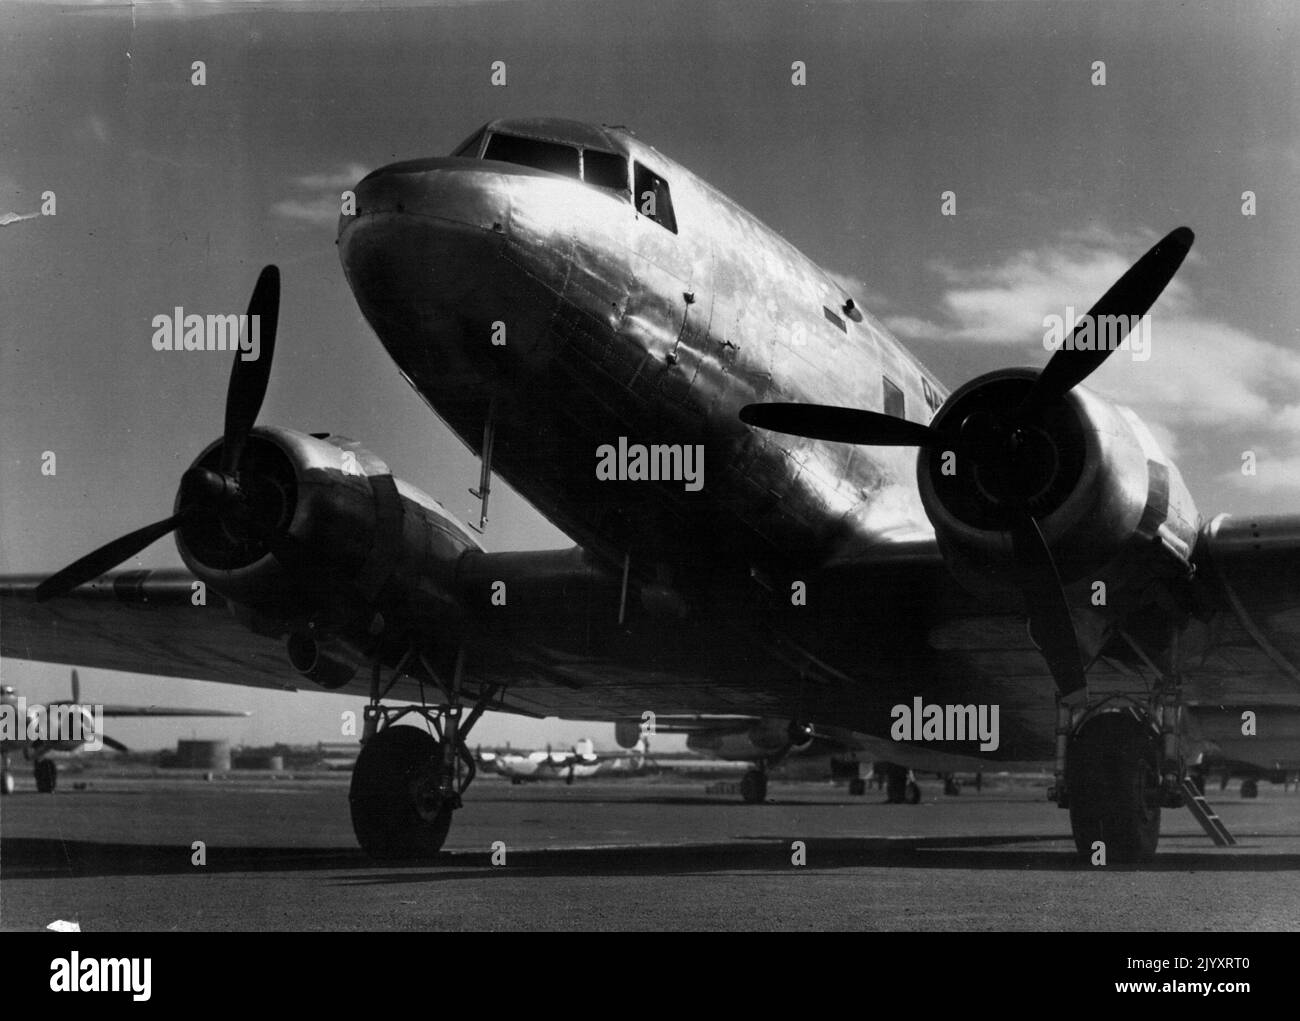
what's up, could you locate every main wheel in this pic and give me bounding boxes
[1066,711,1161,863]
[349,726,453,860]
[1241,778,1258,799]
[34,758,57,793]
[740,770,767,803]
[848,777,867,797]
[883,764,909,803]
[904,780,921,804]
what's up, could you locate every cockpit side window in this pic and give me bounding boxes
[634,161,677,234]
[451,128,486,158]
[882,376,905,419]
[583,149,628,194]
[483,133,581,178]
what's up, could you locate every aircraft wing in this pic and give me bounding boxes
[95,705,251,718]
[5,514,1300,775]
[1,570,305,693]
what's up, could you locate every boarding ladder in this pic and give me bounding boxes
[1180,778,1236,847]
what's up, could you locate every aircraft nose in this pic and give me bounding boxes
[337,158,520,387]
[337,157,579,393]
[338,157,509,238]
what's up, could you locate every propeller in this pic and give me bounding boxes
[35,266,281,603]
[1018,226,1192,416]
[739,227,1195,694]
[738,404,939,447]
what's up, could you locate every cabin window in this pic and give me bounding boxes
[583,149,629,194]
[634,161,678,233]
[483,133,581,179]
[883,376,905,419]
[451,128,486,158]
[823,306,846,332]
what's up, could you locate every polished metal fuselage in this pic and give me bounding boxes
[337,123,947,583]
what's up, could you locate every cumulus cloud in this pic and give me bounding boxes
[888,225,1300,505]
[885,226,1194,346]
[272,163,370,226]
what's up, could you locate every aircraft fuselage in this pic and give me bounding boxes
[338,119,946,578]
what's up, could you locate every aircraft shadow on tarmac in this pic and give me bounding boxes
[4,834,1298,881]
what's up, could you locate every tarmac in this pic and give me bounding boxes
[2,770,1298,931]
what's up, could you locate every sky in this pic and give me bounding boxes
[2,0,1298,751]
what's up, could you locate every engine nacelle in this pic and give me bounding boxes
[917,369,1198,600]
[28,703,98,753]
[286,629,363,690]
[686,718,815,760]
[175,427,481,687]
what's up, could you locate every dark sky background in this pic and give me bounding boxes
[2,0,1297,749]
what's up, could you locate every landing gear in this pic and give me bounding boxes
[349,726,452,859]
[1065,710,1162,863]
[1241,778,1258,799]
[943,774,961,796]
[348,645,499,860]
[848,777,867,797]
[740,769,767,804]
[34,758,57,793]
[882,763,920,804]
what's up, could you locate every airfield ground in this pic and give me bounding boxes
[2,771,1297,930]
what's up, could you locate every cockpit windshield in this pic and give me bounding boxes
[483,133,581,179]
[479,132,631,197]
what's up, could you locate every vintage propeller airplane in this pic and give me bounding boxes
[5,118,1298,861]
[0,670,248,794]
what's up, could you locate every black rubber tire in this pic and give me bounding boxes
[34,758,57,793]
[1066,712,1161,863]
[1241,778,1258,799]
[904,780,921,804]
[848,777,867,797]
[349,726,453,860]
[740,770,767,803]
[884,764,908,803]
[943,775,961,796]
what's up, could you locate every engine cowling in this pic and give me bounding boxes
[917,369,1198,601]
[174,426,480,686]
[686,718,815,760]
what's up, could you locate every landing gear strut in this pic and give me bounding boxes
[348,645,499,859]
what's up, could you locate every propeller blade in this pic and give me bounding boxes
[101,735,129,753]
[740,403,939,447]
[1020,226,1194,413]
[220,265,281,475]
[34,511,189,602]
[1010,515,1086,695]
